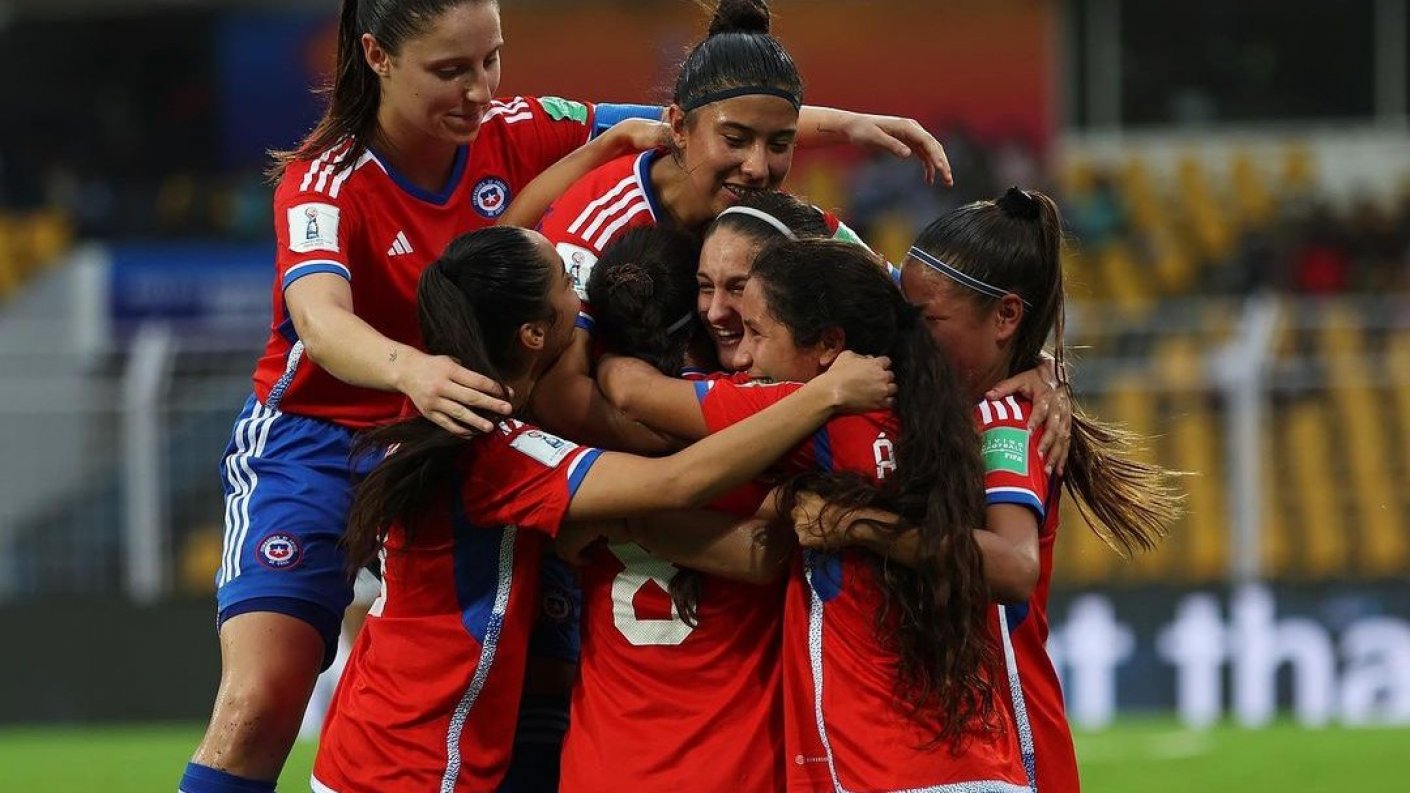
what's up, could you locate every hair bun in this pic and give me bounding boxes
[707,0,772,36]
[997,187,1041,221]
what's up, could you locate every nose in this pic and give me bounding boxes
[706,291,733,326]
[463,69,491,104]
[732,340,754,372]
[738,144,768,184]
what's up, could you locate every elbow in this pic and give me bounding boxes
[990,561,1039,605]
[738,554,788,586]
[293,318,332,366]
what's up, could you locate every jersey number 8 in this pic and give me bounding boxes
[608,544,695,646]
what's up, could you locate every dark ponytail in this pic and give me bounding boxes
[910,188,1184,557]
[755,238,997,747]
[269,0,490,182]
[342,226,556,570]
[674,0,802,116]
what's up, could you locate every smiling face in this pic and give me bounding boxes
[670,95,799,224]
[736,277,830,383]
[696,226,763,371]
[367,1,503,148]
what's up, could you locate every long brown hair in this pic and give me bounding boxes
[342,226,555,570]
[755,238,998,748]
[268,0,492,182]
[909,187,1184,556]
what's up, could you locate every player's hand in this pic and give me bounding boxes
[605,118,670,155]
[986,355,1071,476]
[791,491,851,550]
[840,113,953,187]
[400,352,512,437]
[811,351,895,414]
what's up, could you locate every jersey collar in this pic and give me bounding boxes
[369,144,469,206]
[633,148,668,223]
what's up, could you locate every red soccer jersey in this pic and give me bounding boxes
[311,420,601,793]
[977,396,1078,793]
[698,379,1030,793]
[254,96,596,428]
[560,532,786,792]
[536,148,666,330]
[561,363,784,792]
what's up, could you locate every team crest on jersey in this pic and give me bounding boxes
[472,177,511,218]
[510,428,579,467]
[256,532,303,570]
[541,587,574,622]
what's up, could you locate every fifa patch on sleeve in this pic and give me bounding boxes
[287,203,340,253]
[982,426,1029,475]
[511,428,580,468]
[539,96,590,124]
[556,242,599,300]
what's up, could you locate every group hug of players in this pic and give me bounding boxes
[177,1,1183,792]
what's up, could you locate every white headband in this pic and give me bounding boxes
[715,206,796,239]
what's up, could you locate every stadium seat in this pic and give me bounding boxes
[1321,304,1407,577]
[1157,338,1224,582]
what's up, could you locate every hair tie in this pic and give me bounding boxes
[665,312,696,335]
[997,187,1040,220]
[715,206,797,239]
[907,246,1032,308]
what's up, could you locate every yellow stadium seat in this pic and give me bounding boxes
[1320,304,1407,577]
[1157,338,1224,582]
[1285,399,1347,577]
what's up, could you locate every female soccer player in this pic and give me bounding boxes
[595,238,1033,792]
[791,189,1183,793]
[882,188,1180,793]
[184,0,944,786]
[307,225,894,792]
[557,221,792,792]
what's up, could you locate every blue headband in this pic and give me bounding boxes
[907,247,1031,307]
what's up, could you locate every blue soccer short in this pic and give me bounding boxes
[215,395,374,668]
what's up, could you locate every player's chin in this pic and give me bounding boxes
[443,114,483,142]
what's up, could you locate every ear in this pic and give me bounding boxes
[994,294,1025,344]
[518,320,549,352]
[816,326,848,368]
[667,104,689,152]
[362,32,390,78]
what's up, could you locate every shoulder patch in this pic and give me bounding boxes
[539,96,590,124]
[287,202,340,253]
[510,428,580,468]
[556,242,599,300]
[982,426,1030,476]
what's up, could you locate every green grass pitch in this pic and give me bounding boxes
[0,719,1403,791]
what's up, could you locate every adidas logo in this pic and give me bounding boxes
[387,231,413,257]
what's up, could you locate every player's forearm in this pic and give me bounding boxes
[632,511,790,585]
[796,106,856,148]
[600,363,707,440]
[659,381,837,507]
[297,303,420,394]
[500,122,643,228]
[848,512,1035,603]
